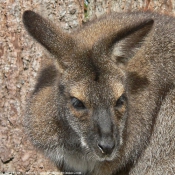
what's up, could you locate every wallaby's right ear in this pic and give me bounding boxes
[23,10,75,59]
[93,18,154,66]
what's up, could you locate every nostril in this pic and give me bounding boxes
[97,143,105,154]
[97,140,115,155]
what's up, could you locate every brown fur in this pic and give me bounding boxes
[23,10,175,175]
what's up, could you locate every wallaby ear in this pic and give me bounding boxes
[113,19,154,64]
[93,19,154,65]
[23,10,75,60]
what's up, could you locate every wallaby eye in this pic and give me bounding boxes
[71,97,86,110]
[116,94,126,108]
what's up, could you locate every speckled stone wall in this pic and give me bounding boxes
[0,0,83,173]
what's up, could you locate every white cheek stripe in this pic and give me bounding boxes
[81,136,89,148]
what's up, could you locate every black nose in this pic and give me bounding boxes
[97,139,115,155]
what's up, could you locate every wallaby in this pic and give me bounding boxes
[23,10,175,175]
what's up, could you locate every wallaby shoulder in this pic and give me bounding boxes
[130,86,175,174]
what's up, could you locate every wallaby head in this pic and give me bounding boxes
[23,10,175,175]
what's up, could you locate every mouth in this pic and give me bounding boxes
[80,140,118,162]
[91,142,120,162]
[82,132,121,162]
[94,150,119,162]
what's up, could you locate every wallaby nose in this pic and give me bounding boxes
[97,139,115,155]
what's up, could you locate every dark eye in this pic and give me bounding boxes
[71,97,86,110]
[116,94,126,108]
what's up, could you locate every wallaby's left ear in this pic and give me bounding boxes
[23,10,75,58]
[93,18,154,65]
[23,10,78,72]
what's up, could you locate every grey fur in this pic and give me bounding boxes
[23,10,175,175]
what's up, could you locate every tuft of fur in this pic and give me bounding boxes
[23,10,175,175]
